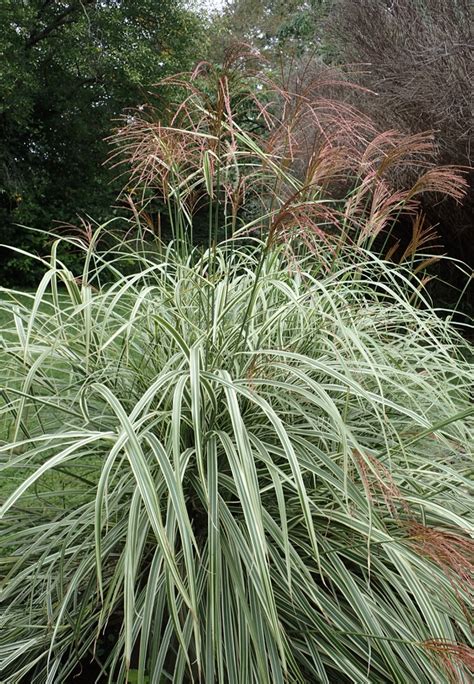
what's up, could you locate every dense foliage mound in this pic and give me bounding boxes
[1,236,473,682]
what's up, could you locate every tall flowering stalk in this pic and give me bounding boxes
[110,47,467,266]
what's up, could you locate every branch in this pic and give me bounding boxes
[38,0,56,14]
[25,0,95,49]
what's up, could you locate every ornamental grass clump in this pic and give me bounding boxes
[1,53,473,683]
[1,237,473,683]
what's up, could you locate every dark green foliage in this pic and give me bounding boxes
[215,0,333,58]
[0,0,206,285]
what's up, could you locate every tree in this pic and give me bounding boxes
[215,0,333,58]
[0,0,206,284]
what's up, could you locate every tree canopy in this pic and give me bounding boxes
[216,0,332,57]
[0,0,206,283]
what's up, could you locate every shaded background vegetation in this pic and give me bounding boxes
[0,0,205,285]
[326,0,473,313]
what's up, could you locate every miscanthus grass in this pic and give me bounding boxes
[0,234,472,683]
[1,51,473,683]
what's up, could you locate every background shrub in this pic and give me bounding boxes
[327,0,473,307]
